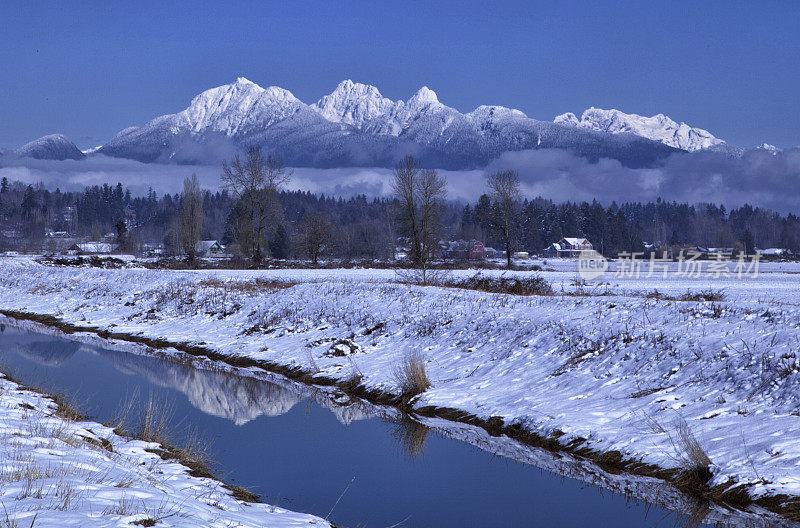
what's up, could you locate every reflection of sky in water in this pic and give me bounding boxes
[0,326,725,528]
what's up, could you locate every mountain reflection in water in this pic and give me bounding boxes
[0,325,792,528]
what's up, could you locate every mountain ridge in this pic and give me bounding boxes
[554,107,725,152]
[95,78,687,169]
[12,79,755,168]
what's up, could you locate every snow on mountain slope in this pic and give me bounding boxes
[96,78,681,168]
[754,143,781,154]
[14,134,85,160]
[312,80,397,130]
[182,77,304,135]
[312,81,469,138]
[555,107,724,152]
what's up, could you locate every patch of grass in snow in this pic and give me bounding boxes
[395,268,453,287]
[646,289,726,302]
[136,396,174,444]
[109,392,216,484]
[196,277,297,293]
[401,271,556,296]
[393,351,432,399]
[681,289,725,302]
[49,392,86,422]
[666,418,714,492]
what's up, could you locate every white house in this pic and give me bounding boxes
[196,240,226,257]
[542,237,593,258]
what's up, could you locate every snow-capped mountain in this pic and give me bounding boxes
[312,79,397,131]
[554,108,724,152]
[96,78,680,169]
[14,134,85,160]
[754,143,782,154]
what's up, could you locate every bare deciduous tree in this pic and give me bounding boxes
[392,155,447,278]
[298,211,333,264]
[486,169,521,267]
[178,173,203,261]
[221,147,291,262]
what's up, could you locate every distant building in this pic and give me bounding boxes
[196,240,226,257]
[443,240,486,260]
[483,246,503,259]
[68,242,120,255]
[542,237,593,258]
[43,231,79,253]
[759,248,791,257]
[45,231,71,239]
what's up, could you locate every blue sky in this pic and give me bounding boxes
[1,1,798,150]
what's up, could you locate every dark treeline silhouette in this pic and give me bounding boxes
[461,195,800,257]
[1,175,798,259]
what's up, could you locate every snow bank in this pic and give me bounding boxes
[1,258,800,504]
[0,373,330,527]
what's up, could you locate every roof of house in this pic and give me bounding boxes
[196,240,223,251]
[561,237,591,246]
[74,242,119,253]
[447,239,484,250]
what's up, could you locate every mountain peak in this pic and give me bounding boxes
[328,79,386,100]
[14,134,85,160]
[469,105,527,121]
[312,80,395,127]
[755,143,781,154]
[180,79,301,135]
[409,86,440,106]
[261,85,299,103]
[556,107,724,152]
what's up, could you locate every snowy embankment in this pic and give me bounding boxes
[1,258,800,510]
[0,373,330,527]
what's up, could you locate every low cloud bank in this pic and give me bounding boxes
[488,147,800,213]
[1,148,799,212]
[0,155,483,202]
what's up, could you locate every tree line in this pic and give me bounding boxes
[1,149,799,261]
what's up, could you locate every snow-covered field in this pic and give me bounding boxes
[1,256,800,513]
[0,371,330,527]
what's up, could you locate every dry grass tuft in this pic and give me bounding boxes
[675,420,712,470]
[394,351,432,398]
[137,397,174,444]
[669,418,713,491]
[50,393,86,422]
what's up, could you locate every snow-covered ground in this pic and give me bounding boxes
[1,256,800,508]
[0,371,330,527]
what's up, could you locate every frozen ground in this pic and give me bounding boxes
[1,256,800,507]
[0,371,330,527]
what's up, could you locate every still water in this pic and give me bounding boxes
[0,325,745,527]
